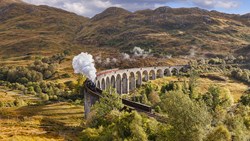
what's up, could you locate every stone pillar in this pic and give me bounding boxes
[84,87,99,119]
[130,77,136,91]
[122,77,129,94]
[158,70,164,78]
[136,73,142,87]
[84,88,91,119]
[101,79,105,90]
[126,78,129,94]
[116,76,122,94]
[143,72,149,81]
[152,71,156,80]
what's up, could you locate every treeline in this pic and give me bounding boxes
[190,57,250,85]
[0,51,85,102]
[206,55,248,65]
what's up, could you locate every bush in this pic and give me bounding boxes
[13,98,27,107]
[202,86,233,112]
[148,90,161,105]
[240,93,250,106]
[205,125,231,141]
[61,73,71,78]
[41,94,49,101]
[0,101,4,107]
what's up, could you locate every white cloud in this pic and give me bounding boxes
[216,1,239,9]
[63,2,89,15]
[23,0,240,17]
[23,0,121,17]
[191,0,239,9]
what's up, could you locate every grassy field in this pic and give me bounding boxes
[0,88,84,141]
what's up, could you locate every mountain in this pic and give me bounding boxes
[0,0,89,56]
[0,1,249,58]
[77,6,250,57]
[0,0,23,5]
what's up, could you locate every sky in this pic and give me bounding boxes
[22,0,250,17]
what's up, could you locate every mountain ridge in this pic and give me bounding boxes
[0,2,249,58]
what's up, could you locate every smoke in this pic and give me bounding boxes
[112,58,118,63]
[105,58,110,64]
[166,54,172,59]
[132,46,152,58]
[95,56,102,63]
[72,52,97,82]
[189,47,196,57]
[121,53,130,60]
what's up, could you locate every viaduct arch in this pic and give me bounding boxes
[95,65,189,94]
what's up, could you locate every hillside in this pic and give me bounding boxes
[78,7,250,57]
[0,1,249,58]
[0,0,89,56]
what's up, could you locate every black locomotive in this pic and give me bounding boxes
[85,79,97,92]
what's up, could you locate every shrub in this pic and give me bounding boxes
[205,125,231,141]
[13,98,27,107]
[240,93,250,106]
[41,94,49,101]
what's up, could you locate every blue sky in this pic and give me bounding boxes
[23,0,250,17]
[167,0,250,14]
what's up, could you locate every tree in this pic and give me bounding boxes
[14,98,27,107]
[34,85,42,94]
[88,88,123,127]
[188,70,199,99]
[225,105,250,141]
[240,93,250,106]
[160,90,211,141]
[141,93,149,104]
[205,125,231,141]
[41,94,49,101]
[148,90,161,105]
[27,86,35,94]
[44,70,52,79]
[203,86,233,112]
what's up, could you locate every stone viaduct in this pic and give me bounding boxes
[95,65,189,94]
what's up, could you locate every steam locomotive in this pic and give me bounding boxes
[85,79,97,92]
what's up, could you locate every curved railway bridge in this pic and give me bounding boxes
[83,65,189,120]
[95,65,189,94]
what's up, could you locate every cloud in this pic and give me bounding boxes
[23,0,121,17]
[23,0,240,17]
[191,0,239,9]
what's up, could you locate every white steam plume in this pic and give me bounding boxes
[72,52,97,82]
[189,47,196,57]
[95,56,102,63]
[121,53,130,60]
[132,46,152,58]
[105,58,111,64]
[112,58,118,63]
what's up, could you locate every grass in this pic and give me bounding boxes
[0,88,85,141]
[198,77,248,101]
[149,73,248,102]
